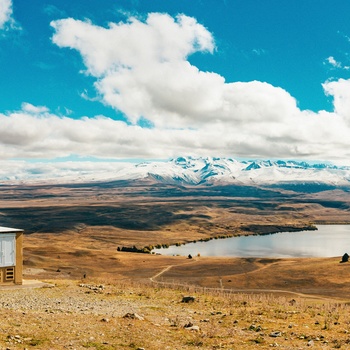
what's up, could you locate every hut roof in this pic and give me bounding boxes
[0,227,23,233]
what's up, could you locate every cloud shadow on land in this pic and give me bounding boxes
[0,204,199,234]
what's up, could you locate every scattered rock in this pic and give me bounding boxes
[181,296,195,303]
[79,284,105,292]
[6,335,25,344]
[249,324,262,332]
[341,253,349,263]
[123,312,144,321]
[185,325,199,331]
[269,331,282,338]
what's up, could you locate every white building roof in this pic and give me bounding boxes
[0,227,23,233]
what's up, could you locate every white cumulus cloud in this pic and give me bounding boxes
[1,94,350,163]
[323,79,350,122]
[21,102,50,114]
[51,13,305,130]
[0,11,346,165]
[48,12,350,162]
[325,56,350,71]
[0,0,12,28]
[326,56,342,68]
[51,13,219,127]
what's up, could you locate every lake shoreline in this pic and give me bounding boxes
[151,223,318,253]
[153,224,350,258]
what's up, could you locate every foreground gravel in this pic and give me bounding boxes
[0,282,142,317]
[1,279,349,350]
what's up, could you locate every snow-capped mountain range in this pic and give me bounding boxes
[112,157,350,187]
[3,157,350,187]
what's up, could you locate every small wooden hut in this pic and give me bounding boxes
[0,227,23,285]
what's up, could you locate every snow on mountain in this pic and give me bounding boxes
[112,157,350,187]
[1,157,350,187]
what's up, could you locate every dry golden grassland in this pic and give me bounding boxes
[22,237,350,300]
[1,181,350,348]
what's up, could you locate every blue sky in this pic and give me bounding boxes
[1,0,350,177]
